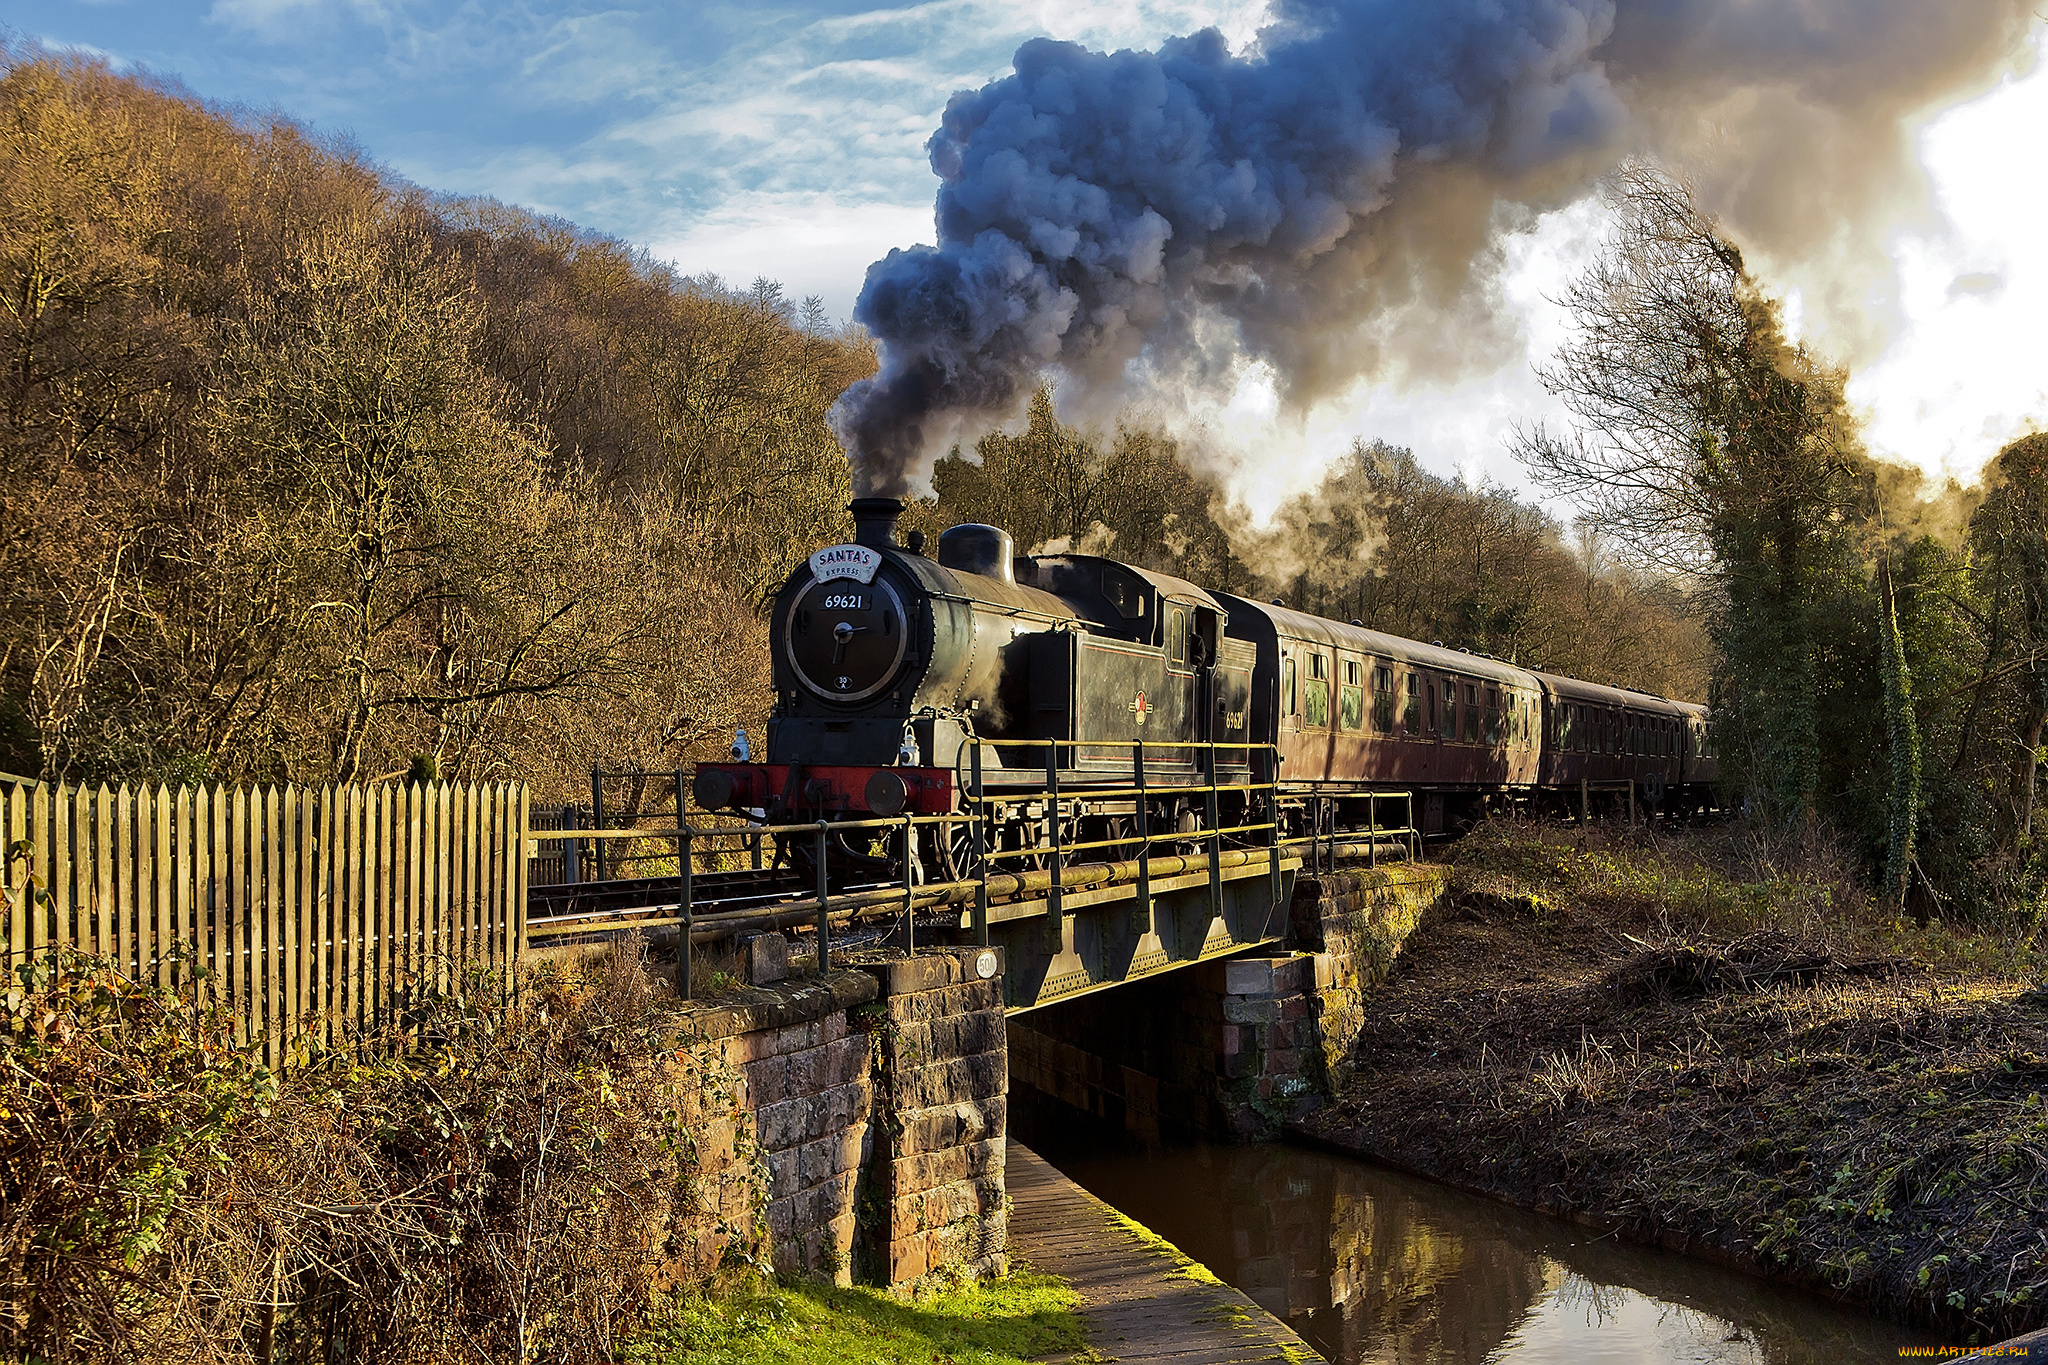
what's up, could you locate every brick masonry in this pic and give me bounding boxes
[650,944,1008,1289]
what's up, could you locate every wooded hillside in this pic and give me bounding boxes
[0,45,1717,803]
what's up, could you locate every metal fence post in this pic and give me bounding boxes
[814,821,831,974]
[589,765,606,882]
[1204,738,1221,922]
[678,824,693,1001]
[900,814,916,953]
[1133,742,1152,937]
[971,741,989,947]
[1266,746,1281,918]
[561,803,580,885]
[1045,745,1063,952]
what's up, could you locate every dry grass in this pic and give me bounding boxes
[1303,818,2048,1345]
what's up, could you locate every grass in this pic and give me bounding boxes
[1301,818,2048,1345]
[623,1270,1091,1365]
[1453,817,2046,978]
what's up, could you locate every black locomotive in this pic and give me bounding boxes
[693,497,1716,877]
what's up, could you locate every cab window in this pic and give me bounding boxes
[1168,606,1188,666]
[1101,566,1148,620]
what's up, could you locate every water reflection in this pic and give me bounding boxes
[1041,1142,1933,1364]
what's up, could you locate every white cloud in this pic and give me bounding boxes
[1846,32,2048,484]
[519,12,677,105]
[650,194,934,316]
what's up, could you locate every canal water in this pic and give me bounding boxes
[1035,1140,1940,1364]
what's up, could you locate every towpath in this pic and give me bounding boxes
[1006,1140,1323,1364]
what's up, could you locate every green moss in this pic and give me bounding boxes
[1102,1207,1223,1285]
[625,1270,1088,1365]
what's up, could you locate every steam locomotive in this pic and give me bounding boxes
[692,497,1715,879]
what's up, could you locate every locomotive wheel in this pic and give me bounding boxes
[937,820,983,883]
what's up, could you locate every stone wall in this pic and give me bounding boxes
[664,969,880,1284]
[856,950,1010,1285]
[1289,864,1451,1083]
[636,944,1008,1289]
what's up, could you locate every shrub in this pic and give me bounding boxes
[0,940,719,1364]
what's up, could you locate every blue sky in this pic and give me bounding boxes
[12,2,2048,510]
[12,1,1269,315]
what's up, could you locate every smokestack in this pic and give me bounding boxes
[850,497,904,549]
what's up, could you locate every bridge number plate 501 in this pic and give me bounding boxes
[975,950,998,980]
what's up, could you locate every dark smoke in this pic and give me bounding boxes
[829,0,2038,498]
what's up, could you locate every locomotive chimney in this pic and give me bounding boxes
[849,497,904,549]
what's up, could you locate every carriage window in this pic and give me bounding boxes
[1463,685,1481,743]
[1370,665,1395,732]
[1340,660,1366,732]
[1485,688,1502,745]
[1443,680,1457,740]
[1304,654,1330,728]
[1283,658,1297,717]
[1404,674,1422,735]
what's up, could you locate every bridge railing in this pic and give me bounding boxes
[527,739,1421,1001]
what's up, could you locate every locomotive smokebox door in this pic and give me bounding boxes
[785,576,909,702]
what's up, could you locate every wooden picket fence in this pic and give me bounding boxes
[0,775,529,1067]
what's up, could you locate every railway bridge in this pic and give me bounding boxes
[522,769,1449,1291]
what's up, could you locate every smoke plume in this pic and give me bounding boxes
[829,0,2038,498]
